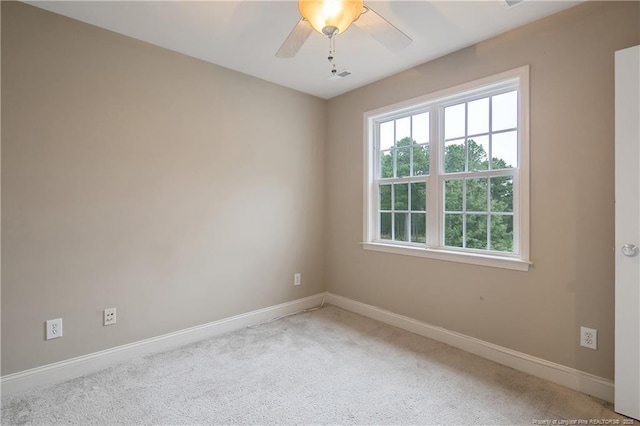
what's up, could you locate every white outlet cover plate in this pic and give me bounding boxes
[104,308,117,326]
[580,326,597,350]
[46,318,63,340]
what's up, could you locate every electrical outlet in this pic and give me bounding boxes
[104,308,116,326]
[45,318,63,340]
[580,326,597,350]
[294,273,301,286]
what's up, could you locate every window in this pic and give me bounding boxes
[363,67,530,271]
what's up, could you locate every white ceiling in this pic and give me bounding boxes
[27,1,582,99]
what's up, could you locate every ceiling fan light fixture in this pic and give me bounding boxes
[298,0,364,37]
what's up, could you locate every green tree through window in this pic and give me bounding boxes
[381,138,514,251]
[442,139,514,252]
[379,137,429,243]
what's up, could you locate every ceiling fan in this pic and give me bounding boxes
[275,0,412,60]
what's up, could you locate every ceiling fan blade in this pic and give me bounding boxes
[353,6,412,52]
[276,19,313,58]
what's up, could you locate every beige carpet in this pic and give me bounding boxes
[0,305,629,425]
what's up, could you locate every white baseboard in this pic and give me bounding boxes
[2,292,614,403]
[1,293,327,397]
[325,292,614,403]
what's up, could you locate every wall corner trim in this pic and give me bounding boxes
[324,292,614,403]
[1,293,327,397]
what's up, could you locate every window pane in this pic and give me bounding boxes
[490,215,513,252]
[379,184,391,210]
[412,112,429,144]
[444,214,463,247]
[466,214,488,249]
[445,103,465,140]
[467,136,489,172]
[411,213,426,243]
[490,176,513,213]
[468,97,489,136]
[466,178,488,212]
[491,131,517,169]
[394,183,408,210]
[444,139,465,173]
[396,116,411,145]
[380,120,394,150]
[380,212,392,240]
[412,144,429,176]
[492,91,517,131]
[411,182,426,212]
[395,213,408,242]
[444,179,463,212]
[380,150,393,178]
[397,147,411,177]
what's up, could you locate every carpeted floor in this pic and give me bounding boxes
[1,305,629,425]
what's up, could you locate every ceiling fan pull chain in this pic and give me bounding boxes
[329,36,337,75]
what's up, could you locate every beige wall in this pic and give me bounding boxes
[325,1,639,380]
[1,2,326,375]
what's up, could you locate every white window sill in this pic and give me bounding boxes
[361,242,531,272]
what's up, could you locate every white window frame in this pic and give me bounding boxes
[363,66,531,271]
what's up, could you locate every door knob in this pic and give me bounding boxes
[621,244,639,257]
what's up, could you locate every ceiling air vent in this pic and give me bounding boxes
[502,0,525,8]
[328,69,352,81]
